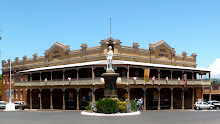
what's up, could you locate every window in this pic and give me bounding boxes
[160,49,166,52]
[159,53,168,57]
[3,75,5,84]
[213,85,219,90]
[15,91,18,99]
[20,91,23,100]
[53,50,59,54]
[204,87,209,90]
[52,55,61,59]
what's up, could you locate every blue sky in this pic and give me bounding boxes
[0,0,220,75]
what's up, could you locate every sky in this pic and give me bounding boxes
[0,0,220,78]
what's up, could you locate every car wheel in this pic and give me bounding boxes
[196,107,200,110]
[209,107,213,110]
[216,106,219,110]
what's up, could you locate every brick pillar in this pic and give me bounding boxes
[127,65,130,85]
[77,69,79,85]
[40,89,42,109]
[92,65,95,85]
[158,88,161,110]
[158,69,160,85]
[50,89,53,109]
[171,70,173,85]
[77,89,79,110]
[171,88,173,110]
[63,89,65,110]
[201,88,204,102]
[92,88,95,102]
[143,88,146,110]
[127,88,130,102]
[30,89,32,109]
[192,88,195,109]
[63,70,65,85]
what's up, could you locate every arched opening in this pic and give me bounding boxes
[52,89,63,109]
[42,89,50,109]
[65,88,77,110]
[79,88,92,110]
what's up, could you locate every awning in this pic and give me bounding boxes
[18,60,210,73]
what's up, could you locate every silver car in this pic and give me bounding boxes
[194,102,214,110]
[207,101,220,109]
[14,101,26,110]
[0,101,6,109]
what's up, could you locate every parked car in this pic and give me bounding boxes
[207,101,220,109]
[14,101,26,110]
[194,102,214,110]
[0,101,6,109]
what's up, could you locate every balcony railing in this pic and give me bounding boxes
[14,77,211,87]
[78,78,92,85]
[64,79,77,85]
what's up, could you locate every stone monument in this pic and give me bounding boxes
[101,46,119,98]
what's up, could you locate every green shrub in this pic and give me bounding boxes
[85,102,92,111]
[118,102,127,113]
[130,100,137,111]
[119,98,124,102]
[95,98,119,114]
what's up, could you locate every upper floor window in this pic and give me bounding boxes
[52,55,61,59]
[53,50,59,54]
[159,53,168,57]
[160,49,166,53]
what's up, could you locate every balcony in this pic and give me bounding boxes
[63,78,77,85]
[78,78,92,85]
[14,77,211,87]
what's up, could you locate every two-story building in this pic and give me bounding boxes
[1,37,211,110]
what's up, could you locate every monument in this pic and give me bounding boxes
[101,46,119,98]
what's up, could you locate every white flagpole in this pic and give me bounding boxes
[9,44,12,103]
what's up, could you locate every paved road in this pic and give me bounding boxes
[0,110,220,124]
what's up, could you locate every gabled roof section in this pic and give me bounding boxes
[45,42,70,54]
[149,40,175,54]
[100,37,121,45]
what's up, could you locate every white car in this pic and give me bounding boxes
[0,101,6,109]
[194,102,214,110]
[207,101,220,109]
[14,101,26,110]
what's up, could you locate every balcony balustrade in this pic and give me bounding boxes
[63,78,77,85]
[14,77,211,87]
[78,78,92,85]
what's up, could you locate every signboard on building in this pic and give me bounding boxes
[144,69,150,82]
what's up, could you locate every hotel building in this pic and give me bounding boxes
[1,37,211,110]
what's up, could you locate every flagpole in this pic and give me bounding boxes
[9,44,12,104]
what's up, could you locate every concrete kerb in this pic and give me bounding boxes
[81,111,141,116]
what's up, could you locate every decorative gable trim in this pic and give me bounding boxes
[100,37,121,45]
[150,40,175,54]
[45,42,70,54]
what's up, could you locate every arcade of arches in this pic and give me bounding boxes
[23,87,202,110]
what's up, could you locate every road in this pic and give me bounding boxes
[0,110,220,124]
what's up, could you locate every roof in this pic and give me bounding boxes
[18,60,210,73]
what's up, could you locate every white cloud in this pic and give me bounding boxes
[208,58,220,78]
